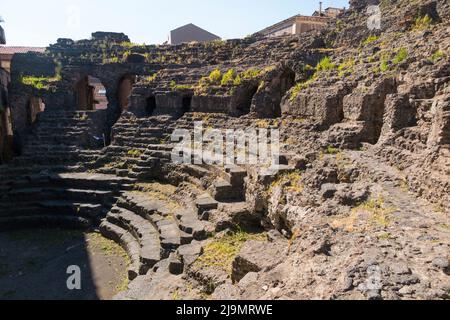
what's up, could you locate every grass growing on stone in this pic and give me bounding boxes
[269,170,303,195]
[221,69,237,86]
[332,196,397,232]
[170,80,192,91]
[127,149,142,158]
[362,35,379,46]
[290,56,337,102]
[393,48,408,64]
[380,59,390,72]
[430,50,445,63]
[325,146,341,155]
[412,14,433,31]
[21,75,61,90]
[338,58,356,77]
[195,230,266,276]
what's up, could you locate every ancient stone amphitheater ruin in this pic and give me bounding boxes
[0,0,448,300]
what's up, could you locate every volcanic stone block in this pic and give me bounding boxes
[232,240,287,283]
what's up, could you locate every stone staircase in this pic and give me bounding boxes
[8,110,104,169]
[99,190,207,281]
[0,172,135,232]
[92,113,175,176]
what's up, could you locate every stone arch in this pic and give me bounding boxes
[273,68,296,117]
[236,85,259,116]
[251,66,296,118]
[74,75,108,110]
[117,74,136,111]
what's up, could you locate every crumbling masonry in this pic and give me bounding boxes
[0,0,449,300]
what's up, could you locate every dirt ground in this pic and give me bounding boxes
[0,229,130,300]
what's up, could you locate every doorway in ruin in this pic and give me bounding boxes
[236,85,258,116]
[27,97,45,125]
[117,74,136,111]
[273,68,296,117]
[182,95,192,114]
[75,76,108,110]
[146,95,157,116]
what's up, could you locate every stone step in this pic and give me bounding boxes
[0,164,81,178]
[182,164,212,179]
[0,172,136,192]
[145,150,172,160]
[118,192,207,241]
[195,193,219,215]
[99,221,141,280]
[1,187,115,203]
[174,209,207,241]
[0,216,91,232]
[11,154,96,166]
[209,178,244,202]
[106,207,162,273]
[0,200,103,219]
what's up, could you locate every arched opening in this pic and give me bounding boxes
[75,76,108,110]
[117,74,136,111]
[182,95,192,114]
[146,95,157,116]
[274,69,296,117]
[236,85,258,116]
[27,97,45,125]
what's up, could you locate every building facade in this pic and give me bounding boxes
[169,23,220,45]
[257,15,331,38]
[257,7,344,38]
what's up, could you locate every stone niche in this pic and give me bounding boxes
[343,78,397,143]
[252,67,296,119]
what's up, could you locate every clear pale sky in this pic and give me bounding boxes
[1,0,349,47]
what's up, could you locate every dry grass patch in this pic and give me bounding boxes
[195,231,266,276]
[331,196,397,232]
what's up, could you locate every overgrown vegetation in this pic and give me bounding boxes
[362,35,379,46]
[324,146,341,155]
[127,149,142,158]
[290,56,337,102]
[145,73,158,83]
[170,80,192,91]
[195,230,266,275]
[221,69,237,86]
[338,58,356,77]
[430,50,445,63]
[380,59,390,72]
[193,67,270,95]
[21,75,61,90]
[412,14,433,31]
[393,47,408,64]
[331,196,397,232]
[269,170,303,195]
